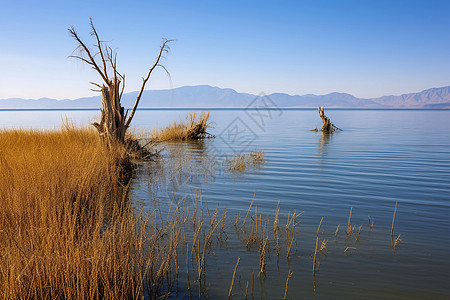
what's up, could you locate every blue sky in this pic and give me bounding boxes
[1,0,449,99]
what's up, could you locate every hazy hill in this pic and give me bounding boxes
[1,85,450,109]
[370,86,450,107]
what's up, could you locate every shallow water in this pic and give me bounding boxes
[2,108,450,299]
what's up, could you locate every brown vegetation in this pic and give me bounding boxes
[0,128,403,298]
[391,202,402,251]
[224,150,265,172]
[0,127,175,299]
[151,111,213,142]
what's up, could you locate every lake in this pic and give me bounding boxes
[1,108,450,299]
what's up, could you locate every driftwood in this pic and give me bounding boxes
[317,107,340,133]
[69,18,171,147]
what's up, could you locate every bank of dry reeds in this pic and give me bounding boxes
[152,111,213,142]
[0,126,174,299]
[0,127,403,298]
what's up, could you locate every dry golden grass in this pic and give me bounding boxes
[0,126,175,299]
[283,270,292,300]
[228,257,240,299]
[0,126,405,298]
[152,111,213,142]
[224,150,265,172]
[312,217,323,276]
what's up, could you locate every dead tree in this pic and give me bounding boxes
[318,107,340,133]
[68,18,171,146]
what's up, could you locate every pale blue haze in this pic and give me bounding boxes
[1,0,449,100]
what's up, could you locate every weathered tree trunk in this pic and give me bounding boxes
[318,107,340,133]
[69,18,171,148]
[92,83,126,142]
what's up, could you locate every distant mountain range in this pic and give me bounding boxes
[1,85,450,109]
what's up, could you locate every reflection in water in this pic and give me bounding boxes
[132,140,218,204]
[317,131,332,161]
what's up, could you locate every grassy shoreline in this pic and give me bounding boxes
[0,126,287,299]
[0,127,154,299]
[1,125,407,299]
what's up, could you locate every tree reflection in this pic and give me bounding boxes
[318,132,332,160]
[130,140,218,204]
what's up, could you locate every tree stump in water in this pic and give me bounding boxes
[317,107,340,133]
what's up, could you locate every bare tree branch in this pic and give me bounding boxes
[125,39,173,129]
[68,55,95,67]
[89,17,109,83]
[119,75,125,100]
[156,64,172,80]
[89,81,103,89]
[68,26,109,85]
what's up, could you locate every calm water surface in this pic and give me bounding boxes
[1,109,450,299]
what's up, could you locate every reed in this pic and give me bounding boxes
[312,217,323,275]
[255,206,258,239]
[244,281,249,300]
[242,190,256,227]
[219,209,228,241]
[259,236,269,276]
[313,236,320,275]
[152,111,213,142]
[245,225,258,248]
[275,230,281,257]
[346,207,353,236]
[344,246,356,256]
[393,234,402,249]
[368,214,374,232]
[274,200,280,233]
[260,219,270,273]
[0,126,173,299]
[316,217,324,236]
[224,151,265,172]
[283,270,293,300]
[274,201,281,257]
[228,257,240,299]
[286,236,295,259]
[356,225,362,241]
[234,213,241,227]
[391,202,398,237]
[249,150,265,163]
[319,238,328,254]
[226,152,248,171]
